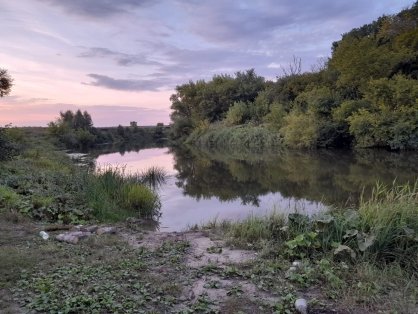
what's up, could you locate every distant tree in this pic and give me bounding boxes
[154,123,165,140]
[0,68,12,97]
[117,124,125,138]
[130,121,138,133]
[48,109,97,148]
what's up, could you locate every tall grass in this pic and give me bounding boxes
[186,124,282,151]
[357,182,418,267]
[87,165,166,221]
[204,181,418,270]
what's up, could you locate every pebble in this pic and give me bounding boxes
[39,231,49,240]
[295,298,308,314]
[292,260,302,268]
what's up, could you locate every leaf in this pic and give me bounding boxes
[313,214,334,224]
[334,244,356,259]
[343,229,358,239]
[344,210,359,222]
[357,233,376,252]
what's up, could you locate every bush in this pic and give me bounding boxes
[280,110,319,148]
[0,127,18,160]
[224,101,252,126]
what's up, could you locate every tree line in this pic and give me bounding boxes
[170,2,418,150]
[48,110,168,149]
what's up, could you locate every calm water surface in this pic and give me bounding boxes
[94,146,418,231]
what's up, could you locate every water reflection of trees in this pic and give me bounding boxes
[170,146,418,208]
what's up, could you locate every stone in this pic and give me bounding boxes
[295,298,308,314]
[292,260,302,268]
[56,233,79,244]
[55,231,91,244]
[96,227,116,235]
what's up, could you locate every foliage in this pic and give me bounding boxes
[170,69,265,139]
[170,3,418,150]
[0,126,19,160]
[48,110,97,149]
[225,101,253,126]
[280,110,319,148]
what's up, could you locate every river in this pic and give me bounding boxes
[93,145,418,231]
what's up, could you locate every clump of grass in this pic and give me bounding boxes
[139,166,167,189]
[356,182,418,268]
[121,184,160,218]
[0,185,21,211]
[87,165,164,221]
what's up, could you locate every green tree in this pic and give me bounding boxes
[280,110,319,148]
[348,76,418,149]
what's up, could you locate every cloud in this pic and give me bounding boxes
[83,73,170,91]
[176,0,412,48]
[78,47,161,66]
[37,0,157,18]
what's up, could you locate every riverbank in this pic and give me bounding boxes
[1,210,416,313]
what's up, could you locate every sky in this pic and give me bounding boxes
[0,0,415,127]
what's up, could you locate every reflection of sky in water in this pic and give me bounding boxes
[96,148,176,175]
[96,148,326,231]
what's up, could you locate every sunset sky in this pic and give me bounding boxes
[0,0,414,127]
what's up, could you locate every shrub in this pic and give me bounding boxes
[280,110,319,148]
[225,101,252,126]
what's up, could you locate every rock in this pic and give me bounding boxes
[96,227,116,235]
[292,260,302,268]
[55,231,91,244]
[295,298,308,314]
[39,231,49,240]
[56,233,79,244]
[289,266,297,272]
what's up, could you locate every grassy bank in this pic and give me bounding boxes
[0,128,164,224]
